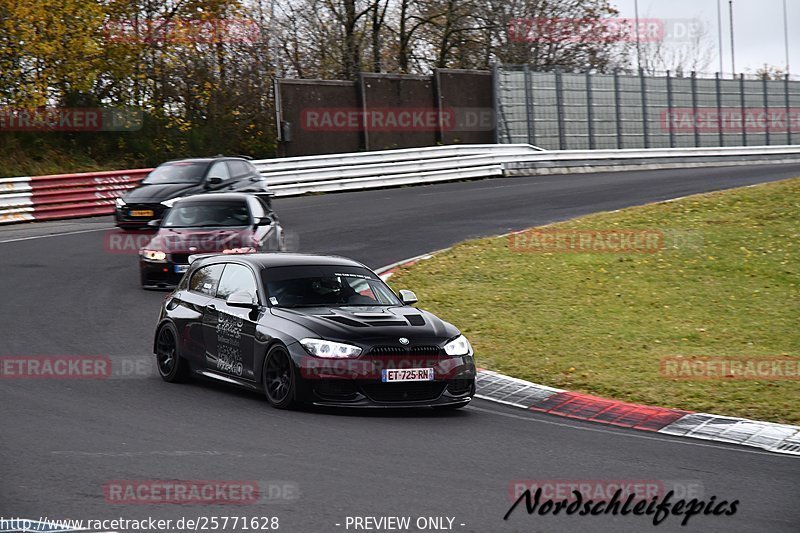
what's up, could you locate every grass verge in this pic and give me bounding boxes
[387,178,800,424]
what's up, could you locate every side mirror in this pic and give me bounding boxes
[398,289,418,305]
[255,217,273,226]
[207,176,224,186]
[226,291,258,309]
[146,219,161,228]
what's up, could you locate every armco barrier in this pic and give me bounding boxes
[0,169,151,225]
[3,144,800,225]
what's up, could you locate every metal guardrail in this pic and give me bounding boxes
[2,144,800,225]
[0,169,151,224]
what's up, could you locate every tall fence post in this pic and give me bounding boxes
[432,68,444,145]
[614,69,623,149]
[763,75,771,145]
[555,69,567,150]
[787,74,794,146]
[491,62,502,143]
[639,68,650,148]
[691,71,700,147]
[523,66,536,146]
[716,73,724,147]
[666,70,675,148]
[740,74,748,146]
[358,73,370,151]
[586,70,595,149]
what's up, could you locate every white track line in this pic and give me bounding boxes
[0,226,114,244]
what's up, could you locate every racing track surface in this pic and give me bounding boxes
[2,164,800,533]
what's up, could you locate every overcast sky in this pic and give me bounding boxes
[612,0,797,75]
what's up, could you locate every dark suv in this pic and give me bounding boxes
[115,156,269,229]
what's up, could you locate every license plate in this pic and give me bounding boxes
[381,368,434,382]
[174,264,189,273]
[130,209,154,217]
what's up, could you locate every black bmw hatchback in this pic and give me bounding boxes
[154,253,476,409]
[115,156,268,229]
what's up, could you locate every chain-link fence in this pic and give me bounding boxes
[495,66,800,149]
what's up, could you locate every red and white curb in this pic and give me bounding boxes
[0,169,150,225]
[376,255,800,457]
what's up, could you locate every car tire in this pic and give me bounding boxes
[155,323,190,383]
[262,344,297,409]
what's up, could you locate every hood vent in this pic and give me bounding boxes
[404,314,425,326]
[322,315,367,327]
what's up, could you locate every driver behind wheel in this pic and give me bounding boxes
[174,205,201,226]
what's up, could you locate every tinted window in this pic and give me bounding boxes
[189,264,225,296]
[228,160,251,178]
[162,200,250,228]
[143,162,207,184]
[217,264,259,302]
[208,161,231,181]
[263,265,400,307]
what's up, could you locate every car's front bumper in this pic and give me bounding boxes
[287,344,477,407]
[115,204,167,229]
[139,259,188,289]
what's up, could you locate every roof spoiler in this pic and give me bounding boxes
[189,248,258,264]
[188,252,222,264]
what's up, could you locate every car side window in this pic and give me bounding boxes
[208,161,231,181]
[189,264,225,296]
[249,197,267,219]
[228,160,250,178]
[217,264,259,302]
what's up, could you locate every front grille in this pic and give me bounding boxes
[170,253,190,264]
[447,379,473,396]
[369,345,441,356]
[359,381,447,403]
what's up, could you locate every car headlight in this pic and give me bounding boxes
[444,335,472,356]
[141,249,167,262]
[115,197,126,208]
[300,338,362,358]
[160,197,182,208]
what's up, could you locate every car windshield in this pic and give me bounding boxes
[263,265,401,307]
[143,161,208,184]
[162,201,251,228]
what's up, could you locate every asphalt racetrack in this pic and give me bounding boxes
[2,164,800,533]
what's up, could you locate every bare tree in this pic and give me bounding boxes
[637,17,715,75]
